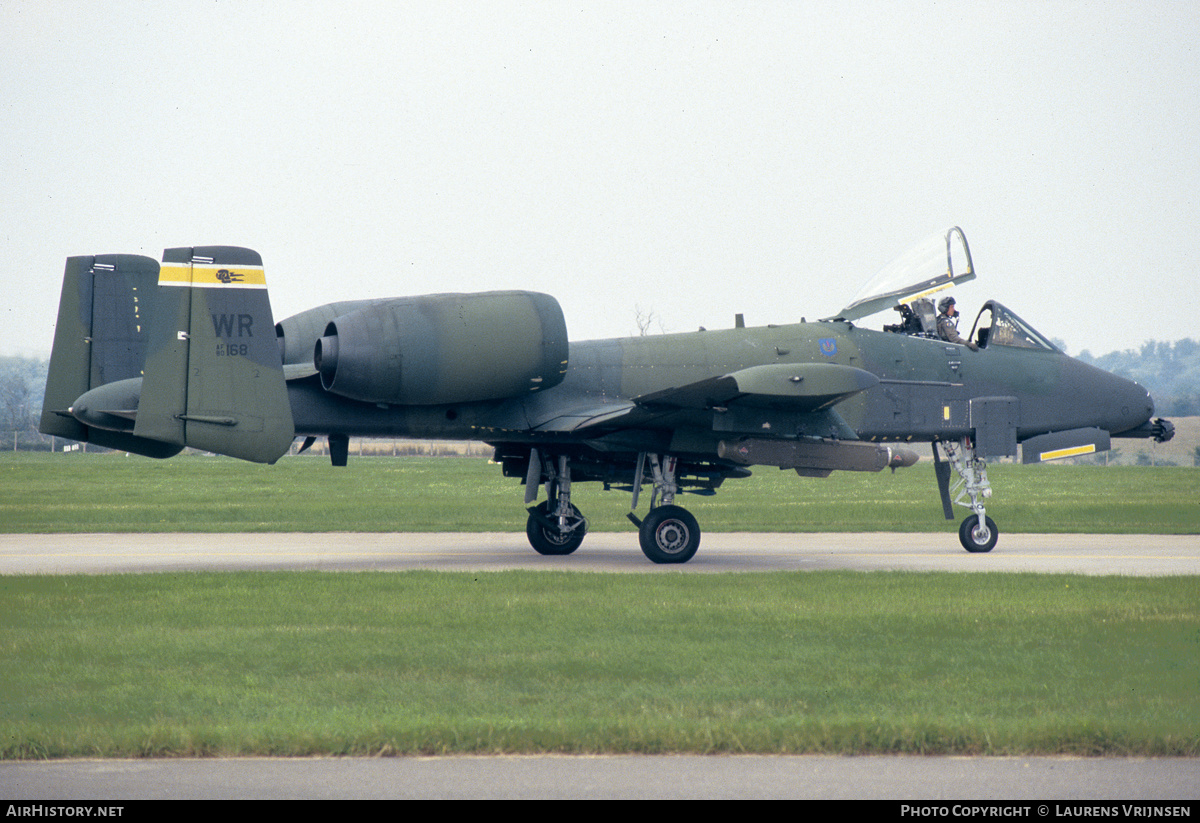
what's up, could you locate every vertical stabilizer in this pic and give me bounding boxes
[134,246,294,464]
[39,254,183,456]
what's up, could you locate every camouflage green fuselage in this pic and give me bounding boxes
[287,318,1154,461]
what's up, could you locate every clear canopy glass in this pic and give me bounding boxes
[829,226,975,322]
[969,301,1060,352]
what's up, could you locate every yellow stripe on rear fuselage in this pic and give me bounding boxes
[158,263,267,288]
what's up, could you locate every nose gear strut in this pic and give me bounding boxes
[935,437,999,553]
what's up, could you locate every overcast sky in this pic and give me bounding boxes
[3,1,1197,360]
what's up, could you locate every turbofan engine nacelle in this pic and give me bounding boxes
[313,291,569,406]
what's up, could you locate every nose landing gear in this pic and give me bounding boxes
[937,437,999,553]
[959,513,999,553]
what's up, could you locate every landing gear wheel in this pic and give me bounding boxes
[959,514,998,553]
[639,505,701,564]
[526,501,587,556]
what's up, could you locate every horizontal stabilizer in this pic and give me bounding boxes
[68,377,143,430]
[77,429,184,459]
[284,363,319,381]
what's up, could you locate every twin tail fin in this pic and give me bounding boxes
[40,246,294,463]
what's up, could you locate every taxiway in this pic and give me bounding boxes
[1,531,1196,575]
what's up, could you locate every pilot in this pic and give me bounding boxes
[936,297,979,351]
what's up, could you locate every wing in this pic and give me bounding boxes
[633,362,878,411]
[530,362,878,436]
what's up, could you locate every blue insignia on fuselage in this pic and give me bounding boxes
[819,338,838,356]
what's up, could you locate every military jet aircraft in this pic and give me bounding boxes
[40,227,1173,563]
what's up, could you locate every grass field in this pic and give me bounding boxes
[1,452,1197,759]
[2,571,1197,758]
[1,451,1198,534]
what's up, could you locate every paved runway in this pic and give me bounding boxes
[1,531,1197,575]
[2,755,1197,800]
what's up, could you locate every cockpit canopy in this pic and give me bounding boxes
[828,226,975,322]
[969,301,1059,352]
[826,226,1059,353]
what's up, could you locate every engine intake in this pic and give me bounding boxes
[314,291,568,405]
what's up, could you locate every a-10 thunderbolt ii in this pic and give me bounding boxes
[40,227,1173,563]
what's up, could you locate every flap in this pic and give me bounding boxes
[530,401,642,433]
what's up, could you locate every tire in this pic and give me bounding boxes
[526,501,586,556]
[638,505,701,564]
[959,514,998,553]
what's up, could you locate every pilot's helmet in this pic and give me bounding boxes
[938,296,956,314]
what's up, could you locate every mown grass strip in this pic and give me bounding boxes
[1,571,1196,758]
[1,453,1198,534]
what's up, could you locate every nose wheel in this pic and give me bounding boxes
[959,514,998,553]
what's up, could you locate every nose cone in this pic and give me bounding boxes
[1107,375,1157,436]
[1063,358,1155,435]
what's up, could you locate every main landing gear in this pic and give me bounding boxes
[522,449,702,564]
[627,453,701,564]
[524,453,588,556]
[937,437,999,553]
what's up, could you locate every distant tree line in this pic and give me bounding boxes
[0,356,51,451]
[1072,339,1200,416]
